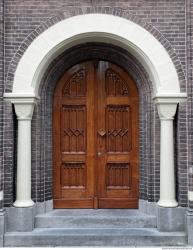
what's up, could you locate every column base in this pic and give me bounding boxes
[13,199,34,208]
[187,211,193,245]
[6,206,35,232]
[157,199,178,208]
[157,206,186,232]
[0,212,5,247]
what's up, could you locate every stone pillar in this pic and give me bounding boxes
[3,96,37,208]
[154,96,186,208]
[187,169,193,244]
[13,100,36,207]
[157,103,178,207]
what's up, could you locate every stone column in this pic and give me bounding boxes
[12,98,36,207]
[157,103,177,207]
[187,168,193,244]
[154,96,186,207]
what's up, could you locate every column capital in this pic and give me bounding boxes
[156,103,177,120]
[4,93,38,120]
[153,94,187,120]
[14,102,35,120]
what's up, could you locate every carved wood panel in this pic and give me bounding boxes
[106,69,129,96]
[106,105,131,153]
[106,163,131,188]
[61,105,86,153]
[62,69,86,97]
[53,62,95,208]
[97,61,139,209]
[61,162,85,188]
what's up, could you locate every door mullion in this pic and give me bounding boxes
[86,62,95,200]
[97,61,108,201]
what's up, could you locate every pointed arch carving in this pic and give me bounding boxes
[106,69,129,96]
[62,69,86,97]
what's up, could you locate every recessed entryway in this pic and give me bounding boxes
[53,60,139,208]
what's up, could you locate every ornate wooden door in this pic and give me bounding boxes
[53,61,139,208]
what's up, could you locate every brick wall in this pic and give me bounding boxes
[187,0,193,209]
[2,0,189,207]
[0,0,4,209]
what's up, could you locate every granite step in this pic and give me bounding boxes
[4,228,187,247]
[35,209,157,228]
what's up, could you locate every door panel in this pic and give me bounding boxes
[53,62,95,208]
[53,60,139,208]
[96,62,139,208]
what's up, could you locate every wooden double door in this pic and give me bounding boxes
[53,60,139,208]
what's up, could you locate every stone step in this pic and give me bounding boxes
[35,209,157,228]
[4,228,187,247]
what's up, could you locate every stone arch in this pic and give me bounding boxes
[4,12,185,97]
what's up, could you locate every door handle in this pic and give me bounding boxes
[98,129,106,137]
[97,152,102,156]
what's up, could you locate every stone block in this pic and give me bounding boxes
[35,200,53,216]
[157,206,186,232]
[4,228,187,247]
[146,202,158,216]
[139,199,147,213]
[45,200,53,212]
[35,209,157,229]
[0,212,5,234]
[0,236,3,247]
[139,199,158,216]
[187,211,193,246]
[0,211,5,247]
[6,206,35,232]
[35,202,46,215]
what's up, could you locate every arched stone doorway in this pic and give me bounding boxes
[4,13,186,208]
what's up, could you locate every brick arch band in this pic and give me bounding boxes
[3,13,187,208]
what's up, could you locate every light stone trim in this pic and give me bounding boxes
[0,191,3,201]
[4,13,186,96]
[188,191,193,202]
[4,97,37,207]
[154,96,186,207]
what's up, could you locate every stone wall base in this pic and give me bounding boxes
[140,199,187,232]
[186,211,193,246]
[0,211,5,247]
[139,199,158,215]
[6,206,35,232]
[35,200,53,215]
[0,200,191,246]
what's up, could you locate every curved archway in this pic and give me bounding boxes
[4,13,186,208]
[4,14,185,97]
[33,43,153,205]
